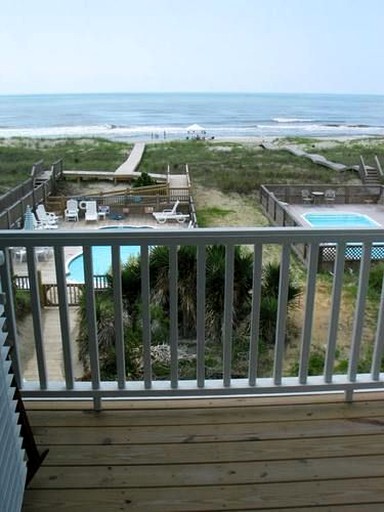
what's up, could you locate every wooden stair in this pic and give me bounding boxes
[359,155,381,185]
[363,166,381,185]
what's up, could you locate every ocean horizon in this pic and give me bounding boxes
[1,91,384,141]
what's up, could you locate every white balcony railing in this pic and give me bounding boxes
[1,226,384,408]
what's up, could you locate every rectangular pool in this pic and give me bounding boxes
[302,212,381,228]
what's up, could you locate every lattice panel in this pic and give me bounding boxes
[320,244,384,262]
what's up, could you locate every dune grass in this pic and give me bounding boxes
[196,206,235,227]
[0,136,372,194]
[139,140,358,195]
[0,137,131,189]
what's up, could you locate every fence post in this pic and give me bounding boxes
[37,271,45,307]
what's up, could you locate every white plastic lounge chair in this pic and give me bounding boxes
[32,212,58,230]
[36,204,58,226]
[36,204,60,222]
[65,199,79,222]
[152,200,190,224]
[85,201,98,222]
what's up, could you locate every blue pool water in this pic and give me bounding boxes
[66,225,153,282]
[302,212,380,228]
[67,246,140,282]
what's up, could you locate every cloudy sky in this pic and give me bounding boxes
[2,0,384,95]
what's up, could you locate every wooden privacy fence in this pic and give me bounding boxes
[0,159,63,229]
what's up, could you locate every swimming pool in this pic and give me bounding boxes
[302,212,381,228]
[66,225,153,282]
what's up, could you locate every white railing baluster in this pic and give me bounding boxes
[169,245,178,388]
[53,246,74,389]
[248,244,262,386]
[196,244,206,388]
[348,242,372,382]
[273,243,291,385]
[371,271,384,380]
[1,226,384,401]
[223,244,235,388]
[325,242,346,382]
[299,242,319,384]
[140,244,152,388]
[26,247,47,389]
[83,245,101,404]
[111,245,126,389]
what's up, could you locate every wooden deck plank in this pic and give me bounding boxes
[23,392,384,411]
[23,478,384,511]
[26,398,384,427]
[30,434,384,465]
[33,416,384,444]
[283,507,384,512]
[29,455,384,489]
[22,395,384,511]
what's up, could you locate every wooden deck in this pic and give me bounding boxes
[22,393,384,511]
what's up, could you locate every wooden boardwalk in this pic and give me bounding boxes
[261,142,348,171]
[62,143,165,182]
[23,392,384,511]
[114,143,146,177]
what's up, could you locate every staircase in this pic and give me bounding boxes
[359,155,381,185]
[363,166,381,185]
[168,174,189,200]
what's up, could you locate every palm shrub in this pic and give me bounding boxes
[259,262,302,345]
[368,262,384,297]
[76,248,301,379]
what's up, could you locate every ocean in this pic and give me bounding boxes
[1,92,384,141]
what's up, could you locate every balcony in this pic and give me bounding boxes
[1,225,384,509]
[22,393,384,511]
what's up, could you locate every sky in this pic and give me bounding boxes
[2,0,384,95]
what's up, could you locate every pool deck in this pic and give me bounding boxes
[12,212,191,283]
[285,202,384,228]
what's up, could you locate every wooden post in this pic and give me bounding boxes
[37,270,45,307]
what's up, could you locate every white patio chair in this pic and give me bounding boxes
[85,201,98,222]
[11,247,27,263]
[36,204,58,226]
[301,190,314,204]
[324,189,336,204]
[65,199,79,222]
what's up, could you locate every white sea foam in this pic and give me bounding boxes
[272,117,315,123]
[1,121,384,141]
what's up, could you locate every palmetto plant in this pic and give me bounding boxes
[76,245,301,378]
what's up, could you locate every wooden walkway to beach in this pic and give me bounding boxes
[60,143,188,184]
[114,143,146,177]
[261,141,382,185]
[261,142,348,171]
[114,143,167,181]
